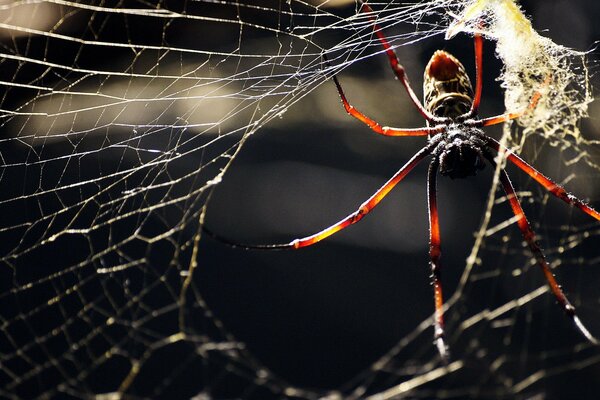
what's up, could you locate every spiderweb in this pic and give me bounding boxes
[1,0,600,398]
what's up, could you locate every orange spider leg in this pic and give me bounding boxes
[332,74,440,137]
[203,144,434,250]
[359,1,437,122]
[468,32,483,116]
[292,144,432,248]
[495,164,598,344]
[479,77,548,127]
[486,138,600,221]
[427,159,449,360]
[480,91,543,126]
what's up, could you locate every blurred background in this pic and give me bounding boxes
[0,0,600,399]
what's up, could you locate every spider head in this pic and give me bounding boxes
[437,126,486,179]
[424,51,474,119]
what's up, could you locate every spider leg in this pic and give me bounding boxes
[427,158,449,360]
[491,161,598,344]
[479,82,545,127]
[204,143,435,250]
[467,32,483,116]
[331,73,441,137]
[359,1,437,122]
[479,90,543,126]
[486,137,600,221]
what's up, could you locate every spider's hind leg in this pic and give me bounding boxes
[427,158,450,361]
[487,154,598,345]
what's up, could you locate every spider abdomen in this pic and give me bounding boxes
[424,50,474,119]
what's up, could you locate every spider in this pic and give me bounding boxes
[204,2,600,360]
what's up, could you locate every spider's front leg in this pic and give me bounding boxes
[359,1,437,122]
[323,1,449,136]
[427,158,449,360]
[329,71,439,137]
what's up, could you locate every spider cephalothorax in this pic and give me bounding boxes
[432,125,487,178]
[204,1,600,361]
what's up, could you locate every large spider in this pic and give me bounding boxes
[205,2,600,359]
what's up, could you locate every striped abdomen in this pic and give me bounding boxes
[423,50,474,119]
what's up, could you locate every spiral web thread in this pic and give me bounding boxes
[0,1,599,398]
